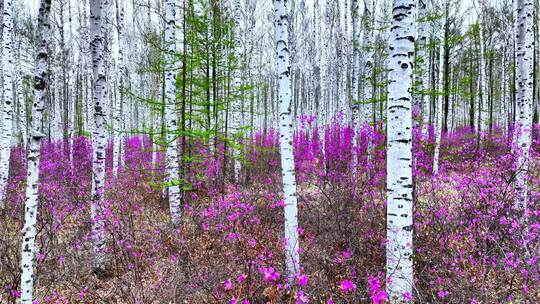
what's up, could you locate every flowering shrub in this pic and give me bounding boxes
[0,119,539,303]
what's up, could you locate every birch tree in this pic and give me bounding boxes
[362,0,374,124]
[433,25,444,176]
[0,0,15,207]
[416,0,429,136]
[274,0,300,280]
[89,0,110,271]
[386,0,415,301]
[164,0,182,225]
[231,0,243,182]
[477,1,489,136]
[351,0,360,172]
[116,0,126,170]
[514,0,533,211]
[20,0,52,302]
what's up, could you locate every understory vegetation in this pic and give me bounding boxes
[2,122,539,303]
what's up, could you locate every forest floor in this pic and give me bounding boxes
[1,125,540,303]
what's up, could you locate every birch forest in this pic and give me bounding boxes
[2,0,540,303]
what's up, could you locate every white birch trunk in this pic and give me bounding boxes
[0,0,15,206]
[501,44,509,135]
[15,37,26,146]
[433,34,444,176]
[111,0,121,176]
[164,0,182,225]
[275,0,300,280]
[351,0,360,172]
[116,0,126,169]
[416,0,429,136]
[362,0,374,124]
[89,0,110,271]
[514,0,533,211]
[112,91,120,176]
[20,1,51,302]
[386,0,415,301]
[231,0,242,182]
[478,15,489,136]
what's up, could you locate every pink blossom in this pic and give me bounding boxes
[403,291,413,302]
[339,279,356,293]
[259,267,280,283]
[237,273,247,284]
[296,274,308,286]
[437,290,449,299]
[36,252,45,262]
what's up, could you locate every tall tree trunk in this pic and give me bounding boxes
[116,0,127,169]
[502,43,509,135]
[89,0,110,271]
[274,0,300,280]
[433,33,444,176]
[362,0,374,124]
[386,0,415,301]
[416,0,429,136]
[165,0,182,225]
[0,0,15,207]
[514,0,533,211]
[231,0,242,182]
[479,13,489,137]
[20,1,51,302]
[351,0,360,171]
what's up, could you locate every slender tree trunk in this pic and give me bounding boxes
[502,43,509,135]
[20,1,51,302]
[15,35,26,146]
[0,0,15,207]
[231,0,242,182]
[165,0,182,225]
[362,0,374,124]
[274,0,300,280]
[433,33,444,176]
[479,13,489,137]
[89,0,110,271]
[416,0,429,136]
[386,0,415,301]
[116,0,126,169]
[514,0,533,211]
[351,0,360,172]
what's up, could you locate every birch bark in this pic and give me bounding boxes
[20,1,51,302]
[351,0,360,172]
[416,0,429,136]
[116,0,126,169]
[514,0,533,211]
[362,0,374,124]
[386,0,415,301]
[433,32,444,176]
[0,0,15,206]
[231,0,242,181]
[164,0,182,225]
[89,0,110,271]
[478,13,489,136]
[275,0,300,280]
